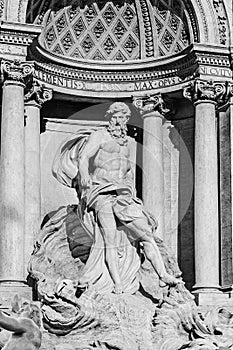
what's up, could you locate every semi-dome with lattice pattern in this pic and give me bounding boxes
[27,0,192,63]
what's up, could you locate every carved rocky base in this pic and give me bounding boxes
[40,292,155,350]
[26,206,233,350]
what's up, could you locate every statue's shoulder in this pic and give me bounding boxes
[87,127,108,141]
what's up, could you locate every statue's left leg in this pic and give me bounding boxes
[124,218,181,286]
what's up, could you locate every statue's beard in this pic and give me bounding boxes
[107,122,127,138]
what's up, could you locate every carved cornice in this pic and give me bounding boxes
[0,22,41,47]
[33,51,197,83]
[24,80,53,107]
[0,30,35,46]
[1,59,34,84]
[183,79,232,106]
[133,93,174,117]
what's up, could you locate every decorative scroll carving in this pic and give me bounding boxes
[133,93,174,116]
[183,79,232,106]
[1,60,34,84]
[24,80,53,107]
[0,0,4,19]
[213,0,228,45]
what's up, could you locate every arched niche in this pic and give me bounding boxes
[2,0,231,48]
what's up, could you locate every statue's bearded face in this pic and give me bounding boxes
[108,111,129,137]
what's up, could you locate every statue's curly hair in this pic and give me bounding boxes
[104,102,131,119]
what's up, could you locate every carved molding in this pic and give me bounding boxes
[183,79,232,106]
[133,93,174,117]
[0,30,36,46]
[24,80,53,107]
[1,59,34,84]
[138,0,154,58]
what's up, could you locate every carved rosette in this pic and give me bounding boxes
[1,60,34,85]
[24,80,53,107]
[183,79,232,107]
[133,93,174,117]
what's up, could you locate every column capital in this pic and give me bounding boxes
[1,59,34,85]
[24,80,53,108]
[183,79,232,107]
[132,93,174,118]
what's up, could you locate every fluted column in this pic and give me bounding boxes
[24,81,53,277]
[184,80,230,298]
[0,60,34,304]
[133,94,173,239]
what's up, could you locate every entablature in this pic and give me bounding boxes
[27,43,233,99]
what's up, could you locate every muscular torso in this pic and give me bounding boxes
[91,132,132,185]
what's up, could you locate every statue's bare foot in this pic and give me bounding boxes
[160,273,183,287]
[113,283,124,294]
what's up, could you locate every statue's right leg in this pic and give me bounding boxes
[124,218,181,286]
[97,201,124,294]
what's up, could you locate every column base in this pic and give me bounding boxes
[192,288,233,306]
[0,282,32,310]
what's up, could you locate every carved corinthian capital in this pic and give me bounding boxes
[183,79,232,107]
[24,80,53,107]
[1,59,34,84]
[133,93,174,117]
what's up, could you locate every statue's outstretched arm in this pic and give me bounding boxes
[0,311,27,333]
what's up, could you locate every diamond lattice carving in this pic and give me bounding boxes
[93,19,106,40]
[174,43,182,53]
[41,0,140,61]
[71,48,82,58]
[133,23,139,38]
[103,4,116,26]
[113,20,127,41]
[81,34,95,54]
[73,17,86,39]
[92,50,105,60]
[123,35,137,56]
[61,31,75,52]
[157,1,168,20]
[161,29,174,51]
[45,27,56,48]
[84,4,97,24]
[53,44,63,55]
[67,4,80,22]
[155,17,163,35]
[169,14,179,33]
[113,50,126,61]
[180,28,189,45]
[103,35,116,55]
[55,13,67,34]
[154,0,190,56]
[122,5,135,25]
